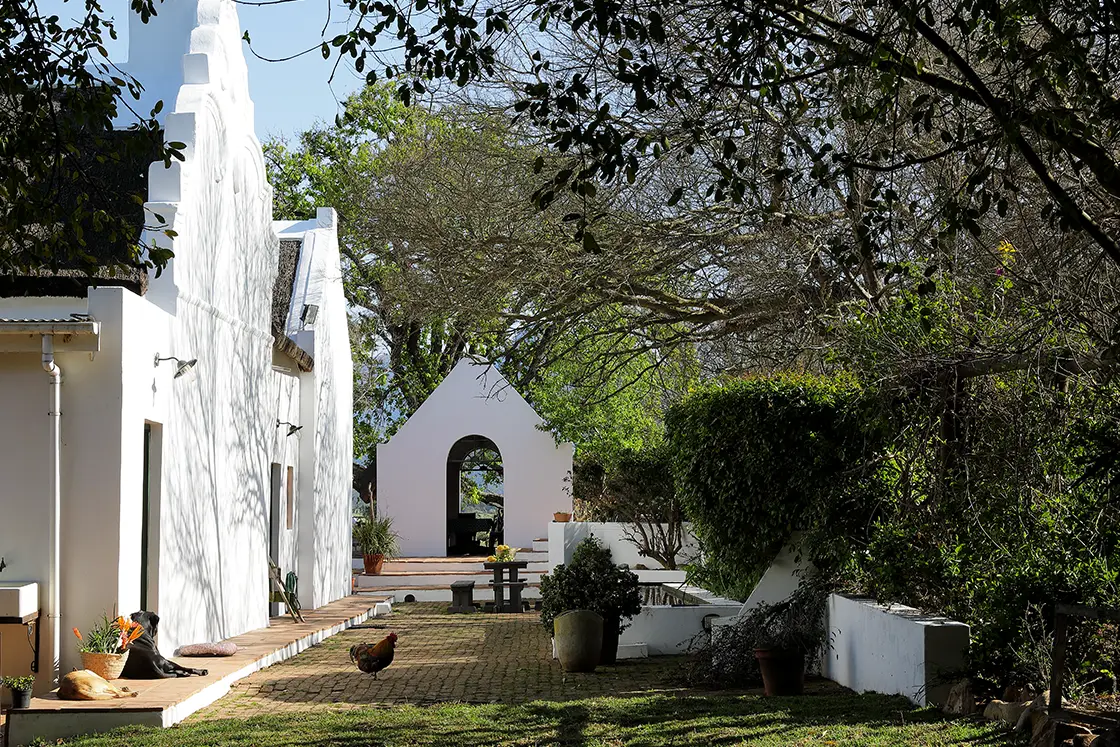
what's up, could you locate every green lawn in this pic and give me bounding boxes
[42,692,1014,746]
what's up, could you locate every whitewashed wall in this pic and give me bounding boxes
[823,594,969,707]
[269,360,301,609]
[378,361,574,556]
[279,212,353,610]
[547,521,700,570]
[0,0,352,691]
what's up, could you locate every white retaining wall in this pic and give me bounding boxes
[548,521,700,570]
[620,590,740,656]
[823,594,969,707]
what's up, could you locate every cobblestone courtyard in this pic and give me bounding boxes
[190,602,687,721]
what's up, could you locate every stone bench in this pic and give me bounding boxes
[448,580,476,613]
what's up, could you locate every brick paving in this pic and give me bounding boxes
[190,602,687,721]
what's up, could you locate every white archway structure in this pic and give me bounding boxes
[377,360,575,556]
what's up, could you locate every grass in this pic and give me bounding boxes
[40,691,1014,746]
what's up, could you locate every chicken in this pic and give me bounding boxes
[349,632,397,678]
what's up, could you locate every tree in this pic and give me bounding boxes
[267,86,698,462]
[319,0,1120,271]
[0,0,180,275]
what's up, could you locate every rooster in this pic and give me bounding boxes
[349,632,397,679]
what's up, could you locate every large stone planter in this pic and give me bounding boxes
[554,610,603,673]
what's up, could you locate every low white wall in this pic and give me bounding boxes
[621,597,741,655]
[548,521,700,570]
[824,594,969,707]
[742,537,814,612]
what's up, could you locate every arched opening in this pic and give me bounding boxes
[446,435,504,556]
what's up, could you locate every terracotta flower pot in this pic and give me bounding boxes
[80,651,130,680]
[10,688,32,709]
[363,553,385,575]
[754,648,805,696]
[553,610,603,673]
[553,512,571,522]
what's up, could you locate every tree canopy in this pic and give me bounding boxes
[0,0,180,275]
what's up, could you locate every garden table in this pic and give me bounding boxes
[483,560,529,613]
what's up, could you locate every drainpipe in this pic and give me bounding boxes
[41,335,61,686]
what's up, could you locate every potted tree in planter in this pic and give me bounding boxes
[354,515,399,575]
[541,536,642,666]
[2,675,35,709]
[73,614,144,680]
[751,589,828,696]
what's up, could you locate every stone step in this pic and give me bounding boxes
[381,557,549,573]
[354,570,545,589]
[352,552,549,573]
[357,586,543,603]
[532,538,549,553]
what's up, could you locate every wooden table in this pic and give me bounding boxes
[483,561,529,613]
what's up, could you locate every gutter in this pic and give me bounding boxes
[41,335,62,688]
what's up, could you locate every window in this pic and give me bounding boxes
[286,466,294,530]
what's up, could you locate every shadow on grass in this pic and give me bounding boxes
[54,692,1018,747]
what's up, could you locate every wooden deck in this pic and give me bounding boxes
[3,595,391,746]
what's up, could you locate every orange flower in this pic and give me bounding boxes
[123,622,143,647]
[72,627,82,641]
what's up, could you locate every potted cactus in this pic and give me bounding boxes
[3,675,35,709]
[354,515,399,575]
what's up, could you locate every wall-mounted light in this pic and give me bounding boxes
[300,304,319,327]
[277,420,302,437]
[154,353,198,379]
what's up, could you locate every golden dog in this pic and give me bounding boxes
[58,669,137,700]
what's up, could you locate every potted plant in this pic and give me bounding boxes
[553,511,571,522]
[73,614,144,680]
[2,675,35,709]
[751,590,828,696]
[540,536,642,666]
[354,515,399,575]
[486,544,516,563]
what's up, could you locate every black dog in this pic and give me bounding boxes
[119,611,209,679]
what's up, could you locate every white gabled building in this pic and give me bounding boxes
[377,360,574,557]
[0,0,352,697]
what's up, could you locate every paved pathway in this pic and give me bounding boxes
[191,602,685,720]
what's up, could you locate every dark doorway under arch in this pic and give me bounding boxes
[446,435,504,556]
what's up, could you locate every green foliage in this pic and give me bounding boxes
[0,0,180,275]
[2,675,35,692]
[539,537,642,634]
[683,585,828,687]
[846,377,1120,690]
[75,613,129,655]
[353,516,400,557]
[667,374,888,598]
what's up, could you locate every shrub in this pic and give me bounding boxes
[847,377,1120,691]
[682,584,828,687]
[667,373,888,597]
[540,536,642,634]
[2,675,35,692]
[353,515,399,557]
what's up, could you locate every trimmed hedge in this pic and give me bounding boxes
[667,373,887,597]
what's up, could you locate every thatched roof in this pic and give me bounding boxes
[271,237,314,372]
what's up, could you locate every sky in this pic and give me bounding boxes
[78,0,366,142]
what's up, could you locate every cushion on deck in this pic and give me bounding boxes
[175,642,239,657]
